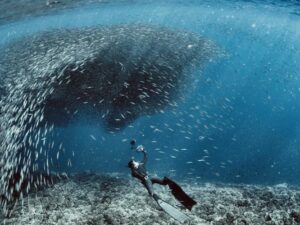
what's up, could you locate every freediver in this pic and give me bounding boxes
[128,139,197,222]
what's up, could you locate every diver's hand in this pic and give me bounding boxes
[136,145,145,152]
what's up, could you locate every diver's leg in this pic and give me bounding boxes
[143,177,162,203]
[143,176,155,196]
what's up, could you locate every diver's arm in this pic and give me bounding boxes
[141,150,148,165]
[136,145,148,164]
[142,150,148,164]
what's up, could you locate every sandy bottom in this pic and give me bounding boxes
[1,173,300,225]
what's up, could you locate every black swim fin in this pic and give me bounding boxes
[164,177,197,210]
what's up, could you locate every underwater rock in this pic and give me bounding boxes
[0,24,216,215]
[1,173,300,225]
[291,211,300,223]
[0,172,66,217]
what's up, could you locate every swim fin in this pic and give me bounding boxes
[156,198,190,223]
[164,177,197,210]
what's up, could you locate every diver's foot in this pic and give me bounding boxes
[152,193,160,201]
[176,204,187,210]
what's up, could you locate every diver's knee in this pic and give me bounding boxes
[163,176,171,184]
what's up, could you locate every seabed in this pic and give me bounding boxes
[1,173,300,225]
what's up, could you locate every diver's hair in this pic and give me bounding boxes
[128,160,134,168]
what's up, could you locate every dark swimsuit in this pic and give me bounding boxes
[130,151,157,197]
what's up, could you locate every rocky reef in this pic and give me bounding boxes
[1,173,300,225]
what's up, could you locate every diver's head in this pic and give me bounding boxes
[128,160,139,169]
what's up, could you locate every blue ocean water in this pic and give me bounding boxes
[0,0,300,185]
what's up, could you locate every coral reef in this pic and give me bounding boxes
[1,173,300,225]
